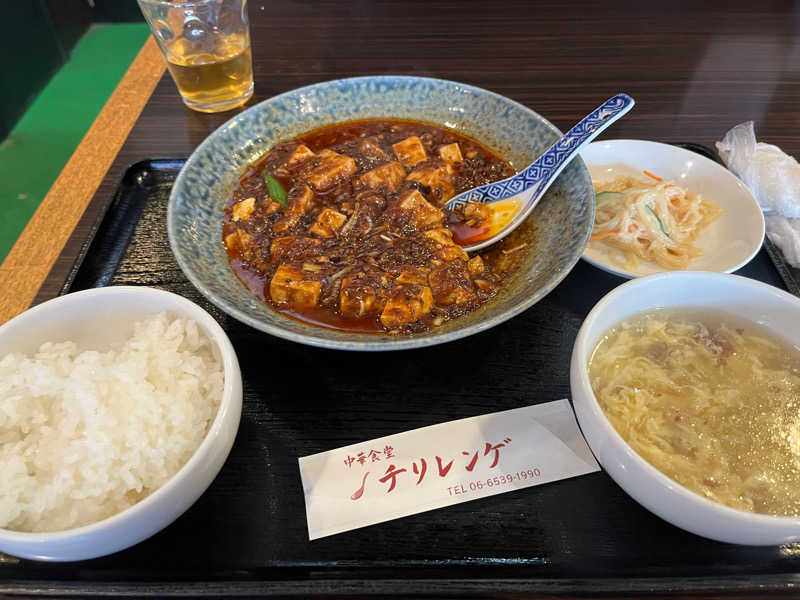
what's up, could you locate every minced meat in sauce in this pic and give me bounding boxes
[223,118,524,334]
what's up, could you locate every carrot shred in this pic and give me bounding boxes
[644,170,663,182]
[590,229,620,240]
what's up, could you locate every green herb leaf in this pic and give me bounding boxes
[263,173,287,206]
[646,206,670,237]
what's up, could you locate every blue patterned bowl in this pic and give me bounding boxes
[168,76,594,350]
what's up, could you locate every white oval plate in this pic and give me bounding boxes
[579,140,765,279]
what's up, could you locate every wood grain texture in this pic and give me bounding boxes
[35,0,800,304]
[0,36,164,325]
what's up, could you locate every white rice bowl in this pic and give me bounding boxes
[0,312,224,533]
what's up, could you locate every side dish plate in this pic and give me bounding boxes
[579,140,764,279]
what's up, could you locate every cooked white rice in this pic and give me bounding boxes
[0,312,224,532]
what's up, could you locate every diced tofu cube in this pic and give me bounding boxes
[395,265,428,285]
[467,255,485,275]
[463,201,492,224]
[407,164,455,197]
[309,208,347,238]
[438,143,463,163]
[405,165,436,187]
[392,136,427,168]
[232,197,256,222]
[394,189,444,231]
[224,228,254,253]
[424,227,455,247]
[286,185,314,214]
[285,144,315,167]
[339,277,386,317]
[265,201,283,215]
[307,149,357,191]
[269,236,294,259]
[380,285,434,328]
[273,185,314,233]
[224,230,241,252]
[406,164,455,202]
[269,264,321,308]
[424,228,468,261]
[269,236,323,261]
[225,228,260,261]
[359,161,406,192]
[429,260,477,306]
[440,246,468,262]
[360,138,389,160]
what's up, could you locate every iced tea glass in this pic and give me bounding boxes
[137,0,254,112]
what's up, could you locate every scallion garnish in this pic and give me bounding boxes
[263,173,287,206]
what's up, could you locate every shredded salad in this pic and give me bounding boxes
[589,171,722,270]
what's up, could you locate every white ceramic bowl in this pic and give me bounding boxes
[580,140,765,278]
[570,271,800,545]
[0,287,242,561]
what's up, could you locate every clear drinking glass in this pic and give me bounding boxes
[137,0,254,113]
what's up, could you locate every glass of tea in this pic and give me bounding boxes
[137,0,254,113]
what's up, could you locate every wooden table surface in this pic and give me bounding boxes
[26,0,800,308]
[3,0,800,596]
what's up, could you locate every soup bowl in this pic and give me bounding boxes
[168,75,595,350]
[570,271,800,545]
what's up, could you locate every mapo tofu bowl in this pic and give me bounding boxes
[169,76,594,349]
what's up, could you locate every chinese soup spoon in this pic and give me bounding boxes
[445,93,635,252]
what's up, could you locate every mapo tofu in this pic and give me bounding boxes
[223,119,523,334]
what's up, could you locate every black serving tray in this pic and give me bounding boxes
[4,146,800,597]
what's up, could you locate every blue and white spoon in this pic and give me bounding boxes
[445,93,635,252]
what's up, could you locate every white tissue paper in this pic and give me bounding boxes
[716,122,800,267]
